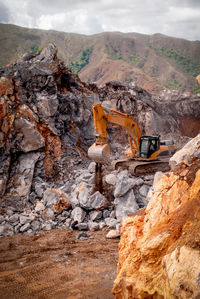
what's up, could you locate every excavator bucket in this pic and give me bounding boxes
[88,143,110,164]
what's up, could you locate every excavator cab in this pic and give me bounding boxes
[139,136,160,159]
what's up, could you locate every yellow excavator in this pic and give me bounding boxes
[88,104,177,176]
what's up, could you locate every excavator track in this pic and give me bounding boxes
[113,158,170,176]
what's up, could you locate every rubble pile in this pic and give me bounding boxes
[0,161,152,237]
[112,134,200,298]
[0,44,200,238]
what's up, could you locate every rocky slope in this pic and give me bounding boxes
[0,44,200,237]
[1,24,200,93]
[112,134,200,298]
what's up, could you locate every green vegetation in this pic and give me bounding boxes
[130,53,139,64]
[25,45,43,54]
[148,43,200,78]
[192,84,200,94]
[163,80,182,90]
[114,52,123,60]
[160,48,200,77]
[148,43,157,51]
[69,47,93,73]
[124,76,132,83]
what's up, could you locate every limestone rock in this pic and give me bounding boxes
[105,217,118,229]
[19,215,31,225]
[40,208,55,221]
[14,112,45,152]
[113,139,200,298]
[104,173,117,186]
[90,191,108,210]
[88,221,99,232]
[138,184,150,198]
[71,182,91,210]
[114,189,139,221]
[75,222,88,231]
[89,210,102,221]
[170,133,200,169]
[20,222,31,233]
[114,171,143,198]
[34,201,45,212]
[43,188,71,212]
[71,207,86,223]
[2,152,40,210]
[106,230,120,239]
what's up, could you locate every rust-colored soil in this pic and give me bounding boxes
[0,229,119,299]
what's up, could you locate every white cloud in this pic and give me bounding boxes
[1,0,200,40]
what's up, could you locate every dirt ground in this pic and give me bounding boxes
[0,229,119,299]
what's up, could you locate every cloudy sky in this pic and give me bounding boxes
[0,0,200,40]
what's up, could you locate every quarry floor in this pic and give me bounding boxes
[0,229,119,299]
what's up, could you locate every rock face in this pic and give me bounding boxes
[98,81,200,141]
[112,135,200,298]
[0,44,200,238]
[0,43,97,210]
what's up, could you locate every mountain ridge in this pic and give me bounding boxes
[0,23,200,94]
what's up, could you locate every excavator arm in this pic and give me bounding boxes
[88,103,177,178]
[88,104,142,164]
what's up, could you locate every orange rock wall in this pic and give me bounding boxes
[113,157,200,298]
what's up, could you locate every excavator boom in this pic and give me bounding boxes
[88,104,176,175]
[88,104,142,164]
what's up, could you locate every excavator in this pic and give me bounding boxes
[88,104,177,176]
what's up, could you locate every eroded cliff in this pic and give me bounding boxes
[113,134,200,298]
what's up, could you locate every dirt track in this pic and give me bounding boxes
[0,229,119,299]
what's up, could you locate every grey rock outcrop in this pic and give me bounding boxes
[170,133,200,169]
[114,190,139,221]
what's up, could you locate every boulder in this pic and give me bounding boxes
[114,171,143,198]
[19,215,31,225]
[9,214,19,223]
[34,182,47,198]
[41,222,54,231]
[0,223,13,236]
[103,209,111,218]
[139,184,150,198]
[88,221,99,232]
[170,133,200,169]
[43,188,71,212]
[31,220,41,231]
[106,230,120,239]
[75,223,88,231]
[34,201,45,212]
[20,222,31,233]
[90,191,108,210]
[104,173,117,186]
[40,208,55,221]
[71,182,92,210]
[105,217,119,229]
[89,210,102,221]
[71,207,86,223]
[114,189,139,221]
